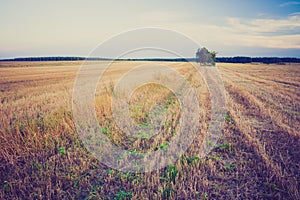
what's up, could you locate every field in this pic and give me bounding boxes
[0,61,299,199]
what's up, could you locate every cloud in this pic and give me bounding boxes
[231,34,300,49]
[136,11,300,50]
[226,15,300,33]
[279,1,300,7]
[222,15,300,48]
[167,15,300,49]
[289,12,300,16]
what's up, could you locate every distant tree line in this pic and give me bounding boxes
[4,57,86,61]
[0,57,190,62]
[0,57,110,61]
[1,56,300,64]
[215,57,300,64]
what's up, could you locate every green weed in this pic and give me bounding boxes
[114,190,132,200]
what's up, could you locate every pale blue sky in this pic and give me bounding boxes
[0,0,299,58]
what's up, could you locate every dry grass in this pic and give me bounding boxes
[0,61,299,199]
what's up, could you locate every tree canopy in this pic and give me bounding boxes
[196,47,216,66]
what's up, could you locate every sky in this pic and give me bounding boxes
[0,0,299,58]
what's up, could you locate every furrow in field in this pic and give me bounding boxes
[220,67,300,98]
[223,81,300,199]
[220,71,300,134]
[220,66,300,90]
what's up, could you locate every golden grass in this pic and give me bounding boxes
[0,61,299,199]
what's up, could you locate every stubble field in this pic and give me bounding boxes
[0,61,299,199]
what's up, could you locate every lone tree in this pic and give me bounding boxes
[196,47,217,66]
